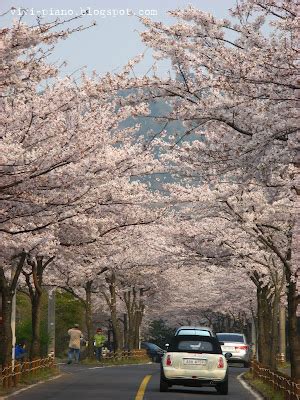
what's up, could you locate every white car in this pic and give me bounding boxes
[216,333,250,368]
[160,335,231,395]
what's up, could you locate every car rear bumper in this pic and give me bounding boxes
[225,353,250,363]
[163,367,226,382]
[162,374,228,388]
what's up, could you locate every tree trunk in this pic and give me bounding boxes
[111,310,123,351]
[287,279,300,381]
[24,255,55,360]
[104,272,123,351]
[123,289,136,351]
[0,251,26,366]
[127,314,135,351]
[0,288,13,366]
[270,293,280,370]
[30,294,42,359]
[257,285,273,366]
[85,282,94,359]
[123,287,146,350]
[123,313,128,350]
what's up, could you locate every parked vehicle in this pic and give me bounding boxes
[216,333,250,368]
[141,342,165,363]
[175,326,216,337]
[160,335,231,394]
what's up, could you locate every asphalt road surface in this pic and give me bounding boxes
[8,362,258,400]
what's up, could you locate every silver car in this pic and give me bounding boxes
[175,326,216,337]
[216,333,250,368]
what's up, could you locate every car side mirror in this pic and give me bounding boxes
[224,352,232,360]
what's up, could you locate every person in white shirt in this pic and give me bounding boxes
[67,324,83,364]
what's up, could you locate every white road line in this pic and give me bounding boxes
[86,362,152,370]
[3,374,63,399]
[237,372,264,400]
[63,362,152,371]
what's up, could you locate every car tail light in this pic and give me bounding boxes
[166,354,172,366]
[217,357,224,368]
[235,345,249,351]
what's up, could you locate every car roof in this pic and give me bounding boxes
[172,335,218,342]
[217,332,244,336]
[177,326,213,330]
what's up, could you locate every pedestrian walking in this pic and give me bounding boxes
[94,328,106,362]
[67,324,83,364]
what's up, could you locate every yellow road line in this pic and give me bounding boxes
[135,374,152,400]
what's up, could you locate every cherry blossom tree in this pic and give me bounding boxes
[0,15,92,365]
[52,183,168,355]
[2,1,298,379]
[0,16,158,364]
[161,181,290,367]
[100,0,299,378]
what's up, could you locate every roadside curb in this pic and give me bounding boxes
[2,374,63,399]
[237,372,264,400]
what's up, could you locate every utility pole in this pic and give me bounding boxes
[123,313,128,350]
[47,288,56,357]
[278,304,286,364]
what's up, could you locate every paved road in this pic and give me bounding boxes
[8,363,257,400]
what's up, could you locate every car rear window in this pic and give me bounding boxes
[217,334,244,343]
[178,340,214,352]
[177,329,211,336]
[169,337,222,354]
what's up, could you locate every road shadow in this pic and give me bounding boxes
[228,363,246,367]
[153,387,220,396]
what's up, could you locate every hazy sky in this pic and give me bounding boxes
[1,0,235,77]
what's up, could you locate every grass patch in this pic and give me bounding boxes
[81,357,151,366]
[0,367,59,397]
[19,367,59,385]
[243,371,284,400]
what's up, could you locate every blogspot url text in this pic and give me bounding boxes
[11,7,158,18]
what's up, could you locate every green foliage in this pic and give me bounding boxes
[55,291,85,356]
[16,291,85,358]
[144,319,175,348]
[16,292,49,356]
[19,367,59,385]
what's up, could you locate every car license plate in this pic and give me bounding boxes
[223,346,235,351]
[183,359,207,365]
